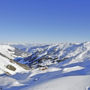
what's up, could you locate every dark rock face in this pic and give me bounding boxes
[15,61,30,70]
[6,65,16,71]
[17,50,69,69]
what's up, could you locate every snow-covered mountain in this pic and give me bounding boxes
[13,42,90,69]
[0,45,30,75]
[0,42,90,90]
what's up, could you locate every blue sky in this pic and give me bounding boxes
[0,0,90,43]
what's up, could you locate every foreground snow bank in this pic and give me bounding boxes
[26,75,90,90]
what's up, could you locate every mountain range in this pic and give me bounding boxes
[0,42,90,90]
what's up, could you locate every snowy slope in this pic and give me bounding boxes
[26,75,90,90]
[0,45,30,75]
[0,45,16,59]
[0,42,90,90]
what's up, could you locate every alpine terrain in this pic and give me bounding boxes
[0,42,90,90]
